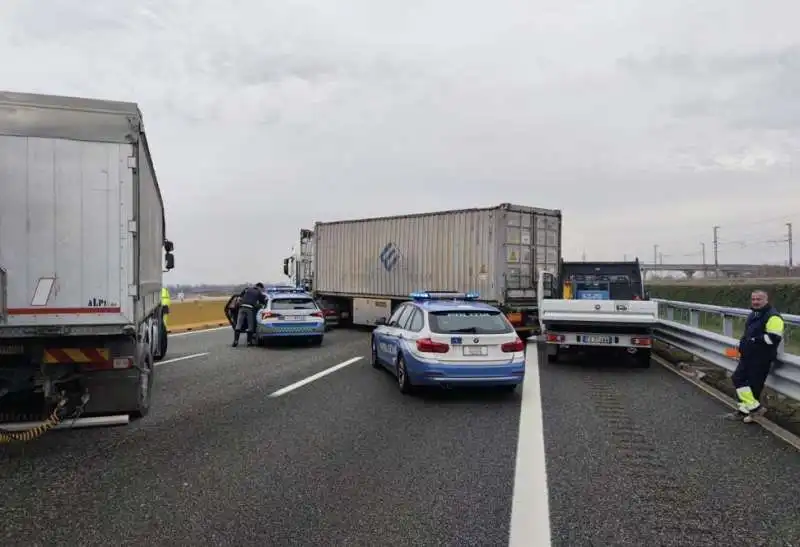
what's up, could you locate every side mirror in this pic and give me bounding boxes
[165,252,175,271]
[375,317,387,326]
[164,240,174,253]
[282,258,289,277]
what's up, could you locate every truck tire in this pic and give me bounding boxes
[153,319,168,362]
[131,349,154,419]
[634,349,651,368]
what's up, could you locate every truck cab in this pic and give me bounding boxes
[537,259,658,367]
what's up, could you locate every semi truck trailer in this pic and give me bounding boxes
[286,203,562,335]
[0,91,175,440]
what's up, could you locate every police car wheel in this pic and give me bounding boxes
[396,355,413,394]
[370,337,381,369]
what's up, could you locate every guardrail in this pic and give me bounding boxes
[652,299,800,402]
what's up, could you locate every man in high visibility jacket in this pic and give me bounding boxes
[730,290,785,423]
[161,287,171,329]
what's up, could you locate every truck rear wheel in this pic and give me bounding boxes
[131,350,154,419]
[633,349,651,368]
[153,319,168,362]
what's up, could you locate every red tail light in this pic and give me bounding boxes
[501,338,525,353]
[546,334,565,343]
[260,311,276,320]
[631,337,651,346]
[416,338,449,353]
[310,311,323,317]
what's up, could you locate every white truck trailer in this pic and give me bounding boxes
[303,203,562,334]
[0,91,175,439]
[537,260,658,367]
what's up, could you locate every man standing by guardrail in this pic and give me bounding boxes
[730,290,785,423]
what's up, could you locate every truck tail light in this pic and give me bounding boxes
[416,338,449,353]
[631,337,651,347]
[546,334,565,343]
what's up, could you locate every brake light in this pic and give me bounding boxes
[631,337,651,346]
[501,338,525,352]
[546,334,565,343]
[260,311,276,320]
[416,338,449,353]
[310,311,323,318]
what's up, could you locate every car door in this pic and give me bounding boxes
[376,305,408,364]
[384,305,415,366]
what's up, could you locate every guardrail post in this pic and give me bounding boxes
[721,314,734,338]
[666,307,674,321]
[689,310,700,328]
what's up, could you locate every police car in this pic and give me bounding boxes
[370,291,526,394]
[255,287,326,346]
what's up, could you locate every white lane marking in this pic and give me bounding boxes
[509,344,552,547]
[268,356,363,398]
[170,326,229,337]
[155,352,209,367]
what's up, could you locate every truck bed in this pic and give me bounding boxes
[540,299,659,327]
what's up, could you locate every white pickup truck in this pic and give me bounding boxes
[537,260,658,367]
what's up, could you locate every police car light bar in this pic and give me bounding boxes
[410,291,480,301]
[265,286,306,293]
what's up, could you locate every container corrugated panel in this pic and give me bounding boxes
[0,136,135,326]
[314,204,562,302]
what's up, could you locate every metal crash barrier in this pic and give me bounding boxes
[652,299,800,402]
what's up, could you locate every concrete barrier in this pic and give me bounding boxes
[167,298,229,333]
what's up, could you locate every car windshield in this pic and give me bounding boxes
[428,310,513,335]
[271,298,317,310]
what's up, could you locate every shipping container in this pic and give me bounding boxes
[0,91,168,334]
[312,203,562,328]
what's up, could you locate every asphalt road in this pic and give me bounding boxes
[1,328,799,547]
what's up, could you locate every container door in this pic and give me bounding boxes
[534,213,561,284]
[503,210,534,289]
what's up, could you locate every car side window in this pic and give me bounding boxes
[395,306,415,330]
[388,305,407,326]
[407,308,424,332]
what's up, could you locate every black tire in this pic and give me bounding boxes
[396,355,414,395]
[130,350,154,420]
[633,349,652,368]
[549,347,561,363]
[310,335,323,347]
[153,319,168,362]
[498,384,518,394]
[370,337,381,369]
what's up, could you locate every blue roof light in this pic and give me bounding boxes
[409,291,480,302]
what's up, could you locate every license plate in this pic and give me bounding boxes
[283,316,304,321]
[583,336,612,344]
[463,345,488,356]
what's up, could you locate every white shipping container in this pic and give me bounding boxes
[0,91,167,334]
[314,203,562,303]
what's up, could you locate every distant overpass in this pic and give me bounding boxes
[640,263,765,278]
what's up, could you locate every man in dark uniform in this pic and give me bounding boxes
[233,282,266,347]
[730,289,785,423]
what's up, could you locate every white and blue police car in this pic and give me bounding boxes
[370,291,526,394]
[256,287,326,346]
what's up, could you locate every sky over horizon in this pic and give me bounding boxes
[2,0,798,284]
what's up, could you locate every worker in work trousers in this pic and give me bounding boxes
[730,290,785,423]
[233,283,266,347]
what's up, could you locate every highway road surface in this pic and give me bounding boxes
[2,328,799,546]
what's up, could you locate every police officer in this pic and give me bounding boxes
[233,282,266,347]
[730,289,785,423]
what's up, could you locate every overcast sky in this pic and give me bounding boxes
[3,0,799,284]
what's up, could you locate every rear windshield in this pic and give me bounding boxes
[270,298,317,310]
[428,311,513,335]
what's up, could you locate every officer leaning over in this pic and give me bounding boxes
[233,282,266,348]
[730,290,785,423]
